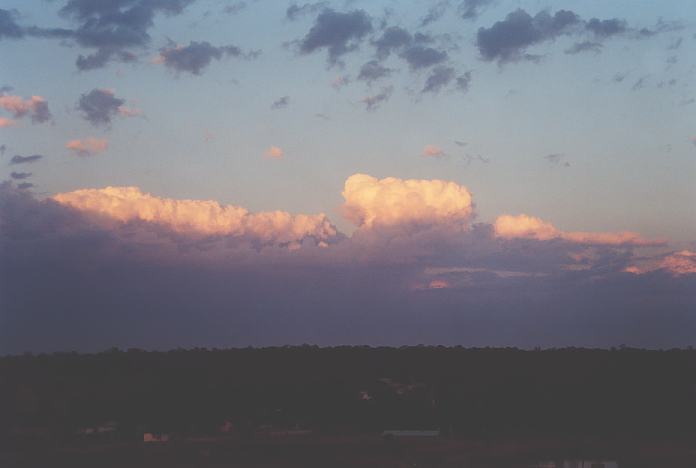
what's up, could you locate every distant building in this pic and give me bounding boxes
[535,461,618,468]
[143,432,170,443]
[76,422,117,437]
[381,430,440,438]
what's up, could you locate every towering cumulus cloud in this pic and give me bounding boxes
[494,214,659,246]
[341,173,473,229]
[53,186,337,247]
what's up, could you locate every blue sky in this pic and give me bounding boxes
[1,0,695,352]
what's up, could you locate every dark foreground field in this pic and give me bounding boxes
[4,436,696,468]
[2,347,696,467]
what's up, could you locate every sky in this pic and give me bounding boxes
[1,0,695,354]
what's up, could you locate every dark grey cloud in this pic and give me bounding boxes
[373,26,412,59]
[299,9,372,65]
[75,49,137,71]
[77,89,125,127]
[454,140,467,147]
[17,182,33,190]
[58,0,195,70]
[0,2,195,70]
[286,2,328,21]
[586,18,627,38]
[361,86,393,111]
[357,60,392,83]
[456,71,472,92]
[422,66,455,93]
[476,8,662,64]
[271,96,289,109]
[565,40,602,54]
[458,0,493,20]
[30,99,51,124]
[158,41,248,75]
[10,172,31,180]
[10,154,43,165]
[222,1,247,15]
[401,45,448,70]
[0,144,6,156]
[0,8,23,39]
[476,9,581,63]
[420,1,449,27]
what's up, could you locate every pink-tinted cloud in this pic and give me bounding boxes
[52,186,337,247]
[342,173,474,229]
[422,144,445,158]
[0,117,16,128]
[0,94,51,123]
[625,250,696,276]
[65,138,109,156]
[265,146,284,159]
[494,214,659,246]
[117,105,142,117]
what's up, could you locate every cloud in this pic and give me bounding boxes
[494,214,659,246]
[361,86,393,111]
[476,9,581,63]
[265,146,284,159]
[457,72,472,92]
[625,250,696,277]
[0,8,23,39]
[0,1,193,71]
[66,138,108,156]
[16,182,33,190]
[10,154,43,165]
[357,60,392,83]
[58,0,195,70]
[52,186,337,247]
[0,117,16,128]
[331,74,350,90]
[565,41,602,54]
[422,145,445,158]
[658,251,696,276]
[299,9,372,65]
[689,136,696,147]
[10,171,31,180]
[400,45,448,70]
[222,1,247,15]
[544,153,570,167]
[1,179,693,353]
[341,173,473,230]
[477,8,651,63]
[77,89,133,127]
[632,76,648,91]
[286,2,328,21]
[156,41,249,75]
[0,144,6,155]
[422,66,455,93]
[586,18,627,38]
[373,26,412,59]
[420,1,449,27]
[0,93,51,124]
[458,0,493,20]
[271,96,289,109]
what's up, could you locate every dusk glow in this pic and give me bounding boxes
[0,0,695,353]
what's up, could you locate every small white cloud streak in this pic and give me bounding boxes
[494,214,661,246]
